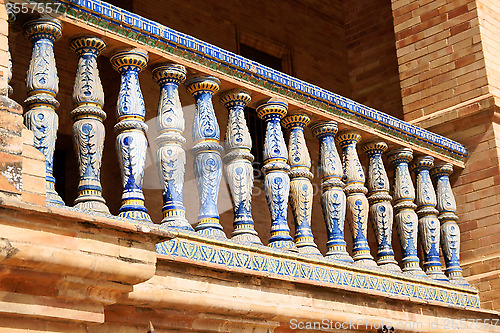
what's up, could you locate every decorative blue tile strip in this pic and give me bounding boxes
[156,235,480,309]
[48,0,467,163]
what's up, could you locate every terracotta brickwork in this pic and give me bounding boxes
[344,0,404,119]
[391,0,500,310]
[392,0,490,122]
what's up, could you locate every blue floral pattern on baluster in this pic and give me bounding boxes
[152,64,193,230]
[388,148,426,277]
[432,163,469,286]
[336,131,376,267]
[257,100,296,251]
[221,90,261,244]
[186,77,226,238]
[70,36,109,214]
[412,156,448,282]
[23,18,64,205]
[283,114,320,256]
[311,122,352,263]
[111,49,151,223]
[363,141,400,272]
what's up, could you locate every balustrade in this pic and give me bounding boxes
[9,4,472,289]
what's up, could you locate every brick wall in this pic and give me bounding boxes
[344,0,404,119]
[392,0,489,122]
[477,0,500,100]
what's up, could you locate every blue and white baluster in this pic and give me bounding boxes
[23,18,64,205]
[311,121,352,263]
[70,37,109,214]
[431,163,469,286]
[336,131,376,267]
[152,63,193,230]
[411,156,448,281]
[256,99,297,252]
[363,141,400,272]
[220,90,261,244]
[283,113,321,256]
[110,49,151,222]
[387,148,426,277]
[185,76,226,238]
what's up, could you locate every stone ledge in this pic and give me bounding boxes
[0,197,172,325]
[155,229,480,310]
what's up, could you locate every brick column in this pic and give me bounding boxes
[391,0,500,309]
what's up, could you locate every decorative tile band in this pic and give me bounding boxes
[157,235,480,309]
[32,0,467,164]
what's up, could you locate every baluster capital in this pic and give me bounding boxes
[70,36,106,57]
[311,121,338,139]
[23,18,62,43]
[110,48,148,73]
[185,76,220,96]
[152,63,187,86]
[282,113,310,129]
[387,147,413,165]
[256,99,288,121]
[362,141,388,157]
[219,89,251,108]
[335,130,362,149]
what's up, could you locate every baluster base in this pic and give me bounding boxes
[401,260,427,278]
[232,224,262,245]
[268,240,298,252]
[325,244,354,263]
[119,210,152,223]
[377,253,402,272]
[425,265,449,282]
[196,218,227,239]
[232,233,262,245]
[46,179,64,206]
[353,257,378,268]
[297,245,322,256]
[447,271,470,287]
[74,200,110,214]
[161,217,194,231]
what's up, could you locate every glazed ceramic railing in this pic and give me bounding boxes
[7,0,470,289]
